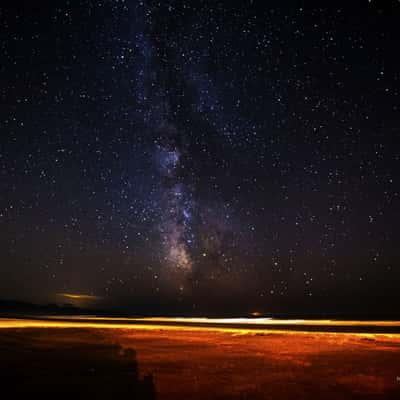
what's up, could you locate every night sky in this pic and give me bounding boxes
[1,1,399,316]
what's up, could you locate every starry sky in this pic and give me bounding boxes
[1,1,399,317]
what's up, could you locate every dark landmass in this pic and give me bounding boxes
[0,299,113,317]
[1,299,400,321]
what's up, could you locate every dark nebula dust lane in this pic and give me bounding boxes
[0,1,399,316]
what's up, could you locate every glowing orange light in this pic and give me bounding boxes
[250,311,262,317]
[58,293,100,300]
[0,317,399,340]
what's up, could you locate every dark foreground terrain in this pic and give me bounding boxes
[0,328,156,399]
[0,319,399,399]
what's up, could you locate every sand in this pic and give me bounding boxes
[0,319,399,399]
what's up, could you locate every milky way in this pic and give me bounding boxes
[156,140,194,272]
[1,1,400,316]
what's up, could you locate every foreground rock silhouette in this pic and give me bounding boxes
[0,329,156,399]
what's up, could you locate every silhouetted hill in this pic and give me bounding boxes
[0,299,97,317]
[1,298,399,320]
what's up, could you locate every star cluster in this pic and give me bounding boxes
[0,1,399,316]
